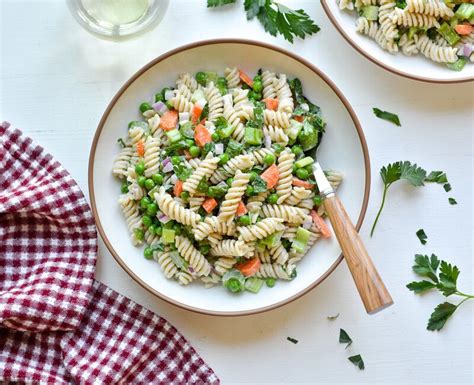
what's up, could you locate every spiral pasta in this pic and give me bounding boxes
[248,148,276,165]
[246,191,269,223]
[263,110,292,129]
[391,8,439,28]
[143,137,160,177]
[237,218,285,242]
[210,154,255,184]
[175,235,211,277]
[176,73,198,92]
[415,34,458,63]
[261,204,310,224]
[119,195,142,245]
[285,187,313,206]
[263,125,289,146]
[261,70,277,99]
[225,67,240,88]
[155,188,201,226]
[188,196,205,212]
[193,216,237,240]
[154,250,178,279]
[183,156,220,195]
[112,146,133,179]
[273,74,294,114]
[170,94,193,113]
[255,263,291,280]
[276,150,295,204]
[205,82,224,122]
[218,171,250,224]
[210,239,253,257]
[176,270,194,286]
[269,242,289,265]
[407,0,454,19]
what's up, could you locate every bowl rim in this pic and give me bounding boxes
[88,38,371,316]
[321,0,474,84]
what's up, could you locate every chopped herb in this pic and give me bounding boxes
[327,313,340,321]
[286,336,298,344]
[202,142,215,158]
[117,138,126,148]
[371,161,426,236]
[225,139,244,158]
[425,171,448,184]
[348,354,365,370]
[373,108,401,126]
[339,329,352,349]
[416,229,427,245]
[173,162,193,181]
[207,0,235,7]
[251,175,268,194]
[448,197,457,205]
[406,254,473,331]
[443,183,451,192]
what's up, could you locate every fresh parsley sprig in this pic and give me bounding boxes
[407,254,473,331]
[370,161,426,236]
[207,0,320,43]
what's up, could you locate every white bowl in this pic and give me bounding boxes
[322,1,474,83]
[89,39,370,316]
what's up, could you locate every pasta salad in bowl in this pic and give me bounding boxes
[89,40,370,315]
[322,0,474,83]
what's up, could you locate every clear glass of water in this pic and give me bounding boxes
[68,0,168,39]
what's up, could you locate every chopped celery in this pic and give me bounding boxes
[287,120,303,140]
[166,129,183,143]
[262,231,283,248]
[455,3,474,21]
[438,22,460,46]
[408,26,419,40]
[447,57,467,72]
[170,251,188,270]
[295,156,314,169]
[179,122,194,139]
[162,228,176,244]
[244,126,263,145]
[191,88,206,103]
[291,227,311,253]
[223,269,245,293]
[362,5,378,21]
[244,277,264,293]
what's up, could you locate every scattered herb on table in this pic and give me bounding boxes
[348,354,365,370]
[339,329,352,349]
[406,254,473,331]
[371,161,426,236]
[206,0,320,43]
[448,197,457,205]
[117,138,126,148]
[425,171,447,184]
[287,336,298,344]
[416,229,427,245]
[443,183,452,192]
[327,313,340,321]
[372,108,401,126]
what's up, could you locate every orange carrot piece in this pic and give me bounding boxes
[191,104,203,124]
[235,201,248,217]
[455,24,472,35]
[202,197,218,213]
[194,124,212,147]
[159,110,179,131]
[239,70,254,88]
[294,115,304,123]
[236,258,261,277]
[310,210,331,238]
[136,139,145,157]
[292,178,315,189]
[173,180,183,197]
[264,98,279,111]
[260,164,280,189]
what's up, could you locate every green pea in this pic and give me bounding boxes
[140,196,152,209]
[292,165,299,174]
[245,185,255,196]
[265,278,276,288]
[296,168,309,180]
[137,176,147,187]
[237,214,250,226]
[147,203,159,216]
[216,77,227,88]
[144,178,155,190]
[195,71,207,86]
[173,223,182,235]
[142,215,152,227]
[226,177,234,187]
[139,102,152,113]
[144,246,153,260]
[152,173,164,185]
[263,153,276,165]
[313,195,323,207]
[248,91,258,100]
[253,75,262,83]
[211,132,220,141]
[121,181,129,194]
[171,155,181,165]
[252,80,263,93]
[148,224,157,235]
[185,139,195,148]
[134,228,144,241]
[161,87,171,99]
[249,171,258,182]
[135,162,145,175]
[272,143,283,154]
[254,92,262,100]
[180,191,190,202]
[305,164,313,175]
[267,193,278,204]
[165,100,174,110]
[189,145,200,157]
[154,93,164,103]
[199,244,211,255]
[291,145,303,156]
[155,226,163,236]
[219,153,230,165]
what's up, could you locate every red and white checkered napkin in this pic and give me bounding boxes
[0,122,219,384]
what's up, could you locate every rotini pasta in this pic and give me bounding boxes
[261,204,310,224]
[237,218,285,242]
[183,156,220,195]
[275,150,295,204]
[175,235,211,277]
[155,188,201,226]
[218,170,250,224]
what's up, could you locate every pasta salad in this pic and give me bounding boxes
[338,0,473,71]
[112,68,343,293]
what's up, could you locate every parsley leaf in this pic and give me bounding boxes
[251,175,267,193]
[371,161,426,236]
[437,261,459,297]
[443,183,451,192]
[174,162,193,181]
[327,313,340,320]
[448,197,457,205]
[406,280,437,294]
[209,0,319,43]
[416,229,427,245]
[287,336,298,344]
[207,0,236,7]
[412,254,440,283]
[427,302,457,331]
[373,108,401,126]
[348,354,365,370]
[339,329,352,349]
[425,171,448,184]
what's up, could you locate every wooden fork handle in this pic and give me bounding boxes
[323,195,393,314]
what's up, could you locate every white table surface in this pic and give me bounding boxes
[1,1,473,384]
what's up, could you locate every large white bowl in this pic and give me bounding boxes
[89,39,370,316]
[322,1,474,83]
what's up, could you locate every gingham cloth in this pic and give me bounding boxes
[0,122,219,384]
